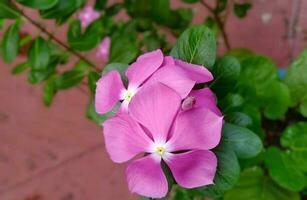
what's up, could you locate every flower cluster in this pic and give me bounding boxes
[95,50,223,198]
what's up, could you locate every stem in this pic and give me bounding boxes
[12,1,100,72]
[200,0,231,50]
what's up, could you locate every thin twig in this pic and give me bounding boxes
[200,0,231,50]
[12,1,100,72]
[287,0,302,61]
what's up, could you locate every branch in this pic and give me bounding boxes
[200,0,231,50]
[12,1,100,72]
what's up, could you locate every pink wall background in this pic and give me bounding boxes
[0,0,306,200]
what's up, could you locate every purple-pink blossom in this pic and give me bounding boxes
[78,6,100,28]
[95,49,213,114]
[96,37,111,62]
[103,83,223,198]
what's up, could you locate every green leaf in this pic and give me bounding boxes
[170,25,216,68]
[86,99,119,125]
[28,37,51,69]
[224,167,300,200]
[237,55,278,106]
[204,16,219,36]
[216,0,228,13]
[105,3,123,16]
[198,140,240,198]
[40,0,84,23]
[17,0,58,10]
[102,62,129,82]
[284,49,307,107]
[224,112,253,127]
[88,71,100,93]
[233,3,252,18]
[299,94,307,117]
[109,33,138,63]
[43,75,57,106]
[225,48,254,62]
[262,81,290,119]
[0,0,20,19]
[2,21,20,63]
[223,123,263,159]
[67,20,101,51]
[181,0,198,3]
[95,0,107,10]
[219,93,244,113]
[281,122,307,172]
[11,61,29,75]
[211,55,240,98]
[28,68,55,84]
[55,61,89,90]
[264,147,307,191]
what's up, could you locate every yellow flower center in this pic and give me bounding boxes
[155,146,166,156]
[123,90,134,102]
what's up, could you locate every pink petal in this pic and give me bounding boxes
[103,113,152,163]
[175,59,213,83]
[165,150,217,188]
[126,155,168,198]
[96,37,111,61]
[146,65,196,98]
[95,70,125,114]
[162,56,175,65]
[125,49,164,87]
[79,6,100,28]
[188,88,222,116]
[167,108,223,151]
[129,83,181,142]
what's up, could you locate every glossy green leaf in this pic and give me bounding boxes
[28,37,50,69]
[67,20,101,51]
[224,167,300,200]
[43,75,57,106]
[11,61,29,75]
[0,0,20,19]
[233,3,252,18]
[2,21,20,63]
[211,55,240,98]
[262,81,290,119]
[170,25,216,68]
[102,62,129,83]
[55,61,89,90]
[225,48,254,62]
[219,93,244,113]
[105,3,123,16]
[181,0,198,3]
[237,55,278,106]
[95,0,107,10]
[109,33,138,63]
[284,50,307,108]
[86,99,119,125]
[222,123,263,159]
[224,112,253,127]
[17,0,58,10]
[87,71,100,93]
[281,122,307,172]
[299,95,307,117]
[198,140,240,198]
[40,0,83,23]
[28,67,55,84]
[216,0,228,13]
[264,147,307,191]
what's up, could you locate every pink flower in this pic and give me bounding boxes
[78,6,100,28]
[103,83,223,198]
[96,37,111,62]
[95,49,213,114]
